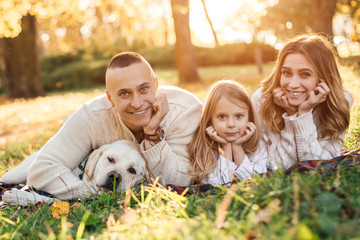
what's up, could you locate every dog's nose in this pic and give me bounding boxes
[108,171,122,184]
[102,171,122,191]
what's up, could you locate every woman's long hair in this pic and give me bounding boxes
[188,80,260,183]
[260,34,350,141]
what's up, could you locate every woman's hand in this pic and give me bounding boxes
[298,82,330,116]
[272,87,297,115]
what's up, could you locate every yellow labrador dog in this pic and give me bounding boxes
[0,140,146,206]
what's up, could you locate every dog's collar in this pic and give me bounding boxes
[78,155,89,180]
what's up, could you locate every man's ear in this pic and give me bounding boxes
[154,74,159,89]
[106,91,115,107]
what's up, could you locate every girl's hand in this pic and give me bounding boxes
[298,82,330,116]
[273,87,297,115]
[233,122,256,145]
[206,126,228,145]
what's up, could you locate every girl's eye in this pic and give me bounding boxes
[218,115,226,120]
[236,114,243,119]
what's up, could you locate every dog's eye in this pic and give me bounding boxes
[127,167,136,175]
[107,156,115,164]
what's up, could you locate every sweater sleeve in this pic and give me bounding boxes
[203,144,269,187]
[140,92,202,186]
[27,105,103,200]
[202,155,235,187]
[251,89,297,170]
[289,110,343,161]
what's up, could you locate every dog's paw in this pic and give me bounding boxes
[2,188,54,206]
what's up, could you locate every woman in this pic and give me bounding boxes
[251,34,352,171]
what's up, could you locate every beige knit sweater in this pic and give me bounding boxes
[27,86,202,200]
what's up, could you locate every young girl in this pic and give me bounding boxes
[251,34,352,171]
[188,80,268,186]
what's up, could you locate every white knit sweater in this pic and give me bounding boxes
[251,88,352,171]
[203,141,269,186]
[27,86,202,200]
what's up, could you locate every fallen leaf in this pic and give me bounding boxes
[107,213,116,230]
[51,201,70,219]
[119,208,138,226]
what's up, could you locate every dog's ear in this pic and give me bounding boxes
[85,144,110,180]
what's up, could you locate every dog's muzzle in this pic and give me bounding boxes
[102,171,122,191]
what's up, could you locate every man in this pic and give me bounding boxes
[27,52,202,200]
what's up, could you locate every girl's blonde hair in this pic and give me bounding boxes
[261,34,350,141]
[188,80,260,183]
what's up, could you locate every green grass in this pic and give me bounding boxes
[1,64,360,239]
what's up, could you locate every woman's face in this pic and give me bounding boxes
[279,53,320,106]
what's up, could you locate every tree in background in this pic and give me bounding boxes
[170,0,200,84]
[3,14,44,98]
[337,0,360,41]
[303,0,337,37]
[261,0,337,38]
[200,0,219,47]
[0,1,45,98]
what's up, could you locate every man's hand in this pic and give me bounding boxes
[233,122,256,145]
[273,87,297,115]
[143,92,169,134]
[298,82,330,116]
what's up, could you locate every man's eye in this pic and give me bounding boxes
[140,86,149,93]
[119,92,129,97]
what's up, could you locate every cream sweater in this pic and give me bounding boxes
[27,86,202,200]
[251,88,352,171]
[203,141,269,186]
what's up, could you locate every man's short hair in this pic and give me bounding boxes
[107,52,146,69]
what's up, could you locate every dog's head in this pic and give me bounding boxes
[84,140,146,192]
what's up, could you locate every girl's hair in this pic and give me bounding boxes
[260,34,350,141]
[188,80,260,183]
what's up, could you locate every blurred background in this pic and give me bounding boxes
[0,0,359,99]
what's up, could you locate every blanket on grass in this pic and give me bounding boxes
[1,147,359,200]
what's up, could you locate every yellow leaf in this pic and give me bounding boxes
[51,201,70,219]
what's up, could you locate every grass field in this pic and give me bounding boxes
[0,64,360,239]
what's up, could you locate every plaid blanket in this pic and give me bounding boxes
[285,147,360,175]
[2,148,359,199]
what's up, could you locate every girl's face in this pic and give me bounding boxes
[211,97,249,142]
[279,53,320,106]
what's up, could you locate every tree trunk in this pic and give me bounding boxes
[254,44,263,75]
[200,0,219,46]
[170,0,200,84]
[3,14,44,99]
[304,0,337,37]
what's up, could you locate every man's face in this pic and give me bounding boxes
[106,62,157,133]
